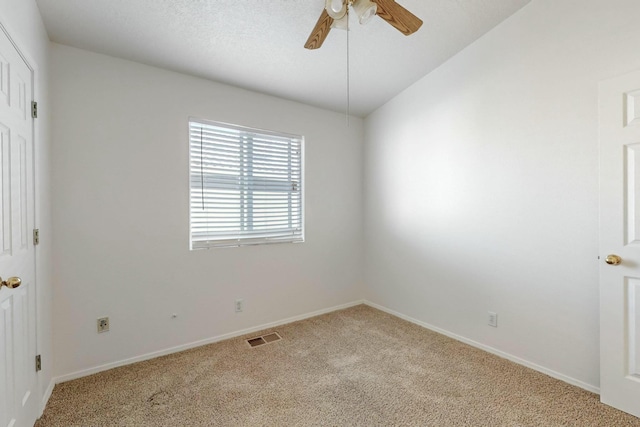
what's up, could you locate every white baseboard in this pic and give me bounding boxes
[363,300,600,395]
[52,299,598,397]
[40,378,55,416]
[54,300,365,384]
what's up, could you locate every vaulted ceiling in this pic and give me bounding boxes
[36,0,531,116]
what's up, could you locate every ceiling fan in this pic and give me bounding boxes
[305,0,423,49]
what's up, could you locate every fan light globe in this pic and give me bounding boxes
[325,0,347,19]
[330,0,343,13]
[353,0,377,24]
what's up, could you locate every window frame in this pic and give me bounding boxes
[188,117,305,250]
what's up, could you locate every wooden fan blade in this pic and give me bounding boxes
[373,0,423,35]
[305,9,334,49]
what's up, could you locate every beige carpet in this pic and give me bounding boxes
[37,305,640,426]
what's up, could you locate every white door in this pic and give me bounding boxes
[599,69,640,418]
[0,27,38,427]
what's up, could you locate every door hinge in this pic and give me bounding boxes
[35,355,42,372]
[31,101,38,119]
[33,228,39,246]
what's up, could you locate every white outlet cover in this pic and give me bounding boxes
[97,317,109,333]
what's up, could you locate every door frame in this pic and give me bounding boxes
[0,12,44,416]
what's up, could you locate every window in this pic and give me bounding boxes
[189,119,304,249]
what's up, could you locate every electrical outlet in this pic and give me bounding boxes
[235,299,244,313]
[488,311,498,327]
[97,317,109,333]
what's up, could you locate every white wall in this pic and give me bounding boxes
[51,44,364,378]
[0,0,53,411]
[364,0,640,390]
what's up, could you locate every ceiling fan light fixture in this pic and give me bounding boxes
[330,14,349,30]
[305,0,423,50]
[330,0,344,13]
[325,0,347,20]
[353,0,377,25]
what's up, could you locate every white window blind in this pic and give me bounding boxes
[189,119,304,249]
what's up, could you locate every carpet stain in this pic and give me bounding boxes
[147,390,170,407]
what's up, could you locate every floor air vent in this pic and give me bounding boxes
[247,332,281,347]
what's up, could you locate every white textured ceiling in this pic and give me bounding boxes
[35,0,531,117]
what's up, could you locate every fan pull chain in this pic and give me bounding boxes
[346,3,350,126]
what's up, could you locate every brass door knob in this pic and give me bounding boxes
[0,276,22,289]
[605,254,622,265]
